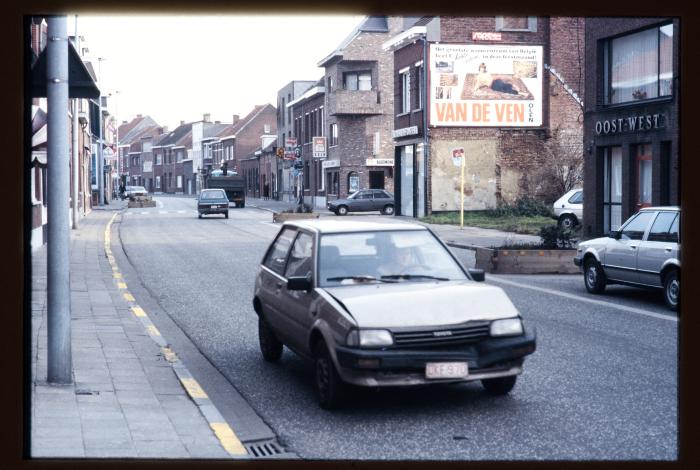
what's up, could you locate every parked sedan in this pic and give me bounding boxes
[253,219,537,408]
[197,189,230,219]
[128,186,148,198]
[328,189,395,216]
[553,188,583,229]
[574,206,680,310]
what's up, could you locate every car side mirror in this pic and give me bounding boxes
[468,268,485,282]
[608,231,621,240]
[287,275,312,291]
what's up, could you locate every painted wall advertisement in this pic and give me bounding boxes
[429,44,543,127]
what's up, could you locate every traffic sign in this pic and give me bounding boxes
[276,147,284,158]
[295,146,301,157]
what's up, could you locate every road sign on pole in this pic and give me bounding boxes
[312,136,326,159]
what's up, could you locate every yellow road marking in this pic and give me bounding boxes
[123,292,135,302]
[209,422,247,455]
[161,347,178,363]
[117,282,127,289]
[131,306,147,317]
[147,324,161,336]
[181,377,208,400]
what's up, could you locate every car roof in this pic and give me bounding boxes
[283,219,426,234]
[639,206,680,212]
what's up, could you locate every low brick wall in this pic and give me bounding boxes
[272,212,321,223]
[450,244,578,274]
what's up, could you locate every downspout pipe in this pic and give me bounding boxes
[71,16,79,229]
[46,15,72,384]
[423,36,430,217]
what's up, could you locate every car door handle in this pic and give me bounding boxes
[665,247,673,252]
[629,245,637,249]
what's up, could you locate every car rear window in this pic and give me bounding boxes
[648,212,679,243]
[201,190,226,199]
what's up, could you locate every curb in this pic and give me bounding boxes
[104,212,248,458]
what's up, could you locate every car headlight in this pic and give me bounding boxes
[490,318,523,337]
[346,329,393,347]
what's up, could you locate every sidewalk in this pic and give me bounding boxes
[245,197,541,248]
[30,202,235,459]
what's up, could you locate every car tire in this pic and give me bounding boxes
[198,214,202,219]
[558,214,577,230]
[240,202,245,209]
[258,316,283,362]
[225,212,229,219]
[481,375,517,395]
[314,341,345,409]
[583,258,606,294]
[382,205,394,216]
[337,205,348,216]
[663,269,679,311]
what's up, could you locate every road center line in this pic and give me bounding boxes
[487,276,678,322]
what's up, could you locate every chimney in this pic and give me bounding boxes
[159,126,168,134]
[122,120,127,125]
[180,120,185,126]
[232,115,239,124]
[137,114,142,118]
[203,113,210,122]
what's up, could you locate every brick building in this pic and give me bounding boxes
[385,16,585,216]
[582,18,679,237]
[319,16,404,201]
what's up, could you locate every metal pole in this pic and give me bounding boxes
[97,58,104,206]
[46,15,72,384]
[71,15,79,229]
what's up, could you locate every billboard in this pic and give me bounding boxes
[429,44,543,127]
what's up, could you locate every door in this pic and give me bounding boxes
[400,145,414,216]
[279,231,316,353]
[369,170,385,190]
[259,228,297,343]
[603,211,656,283]
[635,144,653,211]
[373,190,392,212]
[637,211,679,287]
[354,190,374,211]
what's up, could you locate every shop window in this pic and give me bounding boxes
[635,144,652,209]
[605,23,673,104]
[603,146,622,233]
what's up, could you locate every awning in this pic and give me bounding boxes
[30,41,100,98]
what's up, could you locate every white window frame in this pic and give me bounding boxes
[155,176,161,189]
[177,175,182,188]
[400,68,411,114]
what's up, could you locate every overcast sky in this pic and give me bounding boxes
[72,14,366,131]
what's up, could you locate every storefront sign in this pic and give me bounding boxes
[595,113,665,135]
[322,159,340,169]
[392,126,419,138]
[472,32,502,41]
[285,137,297,148]
[312,136,327,158]
[429,44,543,127]
[366,158,394,167]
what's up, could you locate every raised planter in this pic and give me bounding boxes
[450,244,578,274]
[272,212,320,223]
[127,196,156,208]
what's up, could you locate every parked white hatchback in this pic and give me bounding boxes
[553,188,583,229]
[574,207,680,310]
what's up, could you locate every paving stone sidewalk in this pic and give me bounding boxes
[30,206,231,459]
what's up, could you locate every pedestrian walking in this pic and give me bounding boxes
[263,182,269,200]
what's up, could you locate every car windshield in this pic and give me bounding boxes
[200,190,226,200]
[318,230,468,287]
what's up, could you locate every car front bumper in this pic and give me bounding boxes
[333,326,536,387]
[573,255,583,267]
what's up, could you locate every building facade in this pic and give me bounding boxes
[583,18,679,237]
[386,16,586,217]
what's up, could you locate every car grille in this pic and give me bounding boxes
[391,321,491,348]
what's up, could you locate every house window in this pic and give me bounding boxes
[155,176,161,189]
[416,64,424,110]
[327,75,333,92]
[329,123,338,147]
[281,98,285,125]
[344,71,372,91]
[605,23,673,104]
[155,154,161,165]
[635,144,653,209]
[177,175,182,188]
[495,16,537,32]
[400,68,411,114]
[603,146,622,233]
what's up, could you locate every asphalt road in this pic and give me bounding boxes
[116,195,678,460]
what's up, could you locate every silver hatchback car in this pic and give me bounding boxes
[253,220,536,409]
[574,207,680,310]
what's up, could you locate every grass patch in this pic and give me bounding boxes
[420,211,555,235]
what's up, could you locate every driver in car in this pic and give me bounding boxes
[377,246,414,277]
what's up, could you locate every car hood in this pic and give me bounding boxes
[322,280,519,328]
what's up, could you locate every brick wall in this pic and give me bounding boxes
[235,105,278,162]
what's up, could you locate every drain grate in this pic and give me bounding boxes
[244,439,284,458]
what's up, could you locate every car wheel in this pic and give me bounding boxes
[481,375,517,395]
[663,269,679,311]
[258,316,283,362]
[314,341,345,409]
[198,214,202,219]
[240,202,245,209]
[225,212,229,219]
[583,258,606,294]
[337,205,348,216]
[558,214,577,230]
[382,205,394,215]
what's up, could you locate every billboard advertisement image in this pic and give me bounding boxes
[429,44,543,127]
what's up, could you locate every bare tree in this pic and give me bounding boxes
[528,126,584,204]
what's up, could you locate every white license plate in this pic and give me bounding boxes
[425,362,468,379]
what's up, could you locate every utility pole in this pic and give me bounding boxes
[97,57,105,206]
[71,15,79,229]
[46,15,72,384]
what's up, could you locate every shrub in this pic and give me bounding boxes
[294,203,313,213]
[487,196,553,218]
[539,224,575,249]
